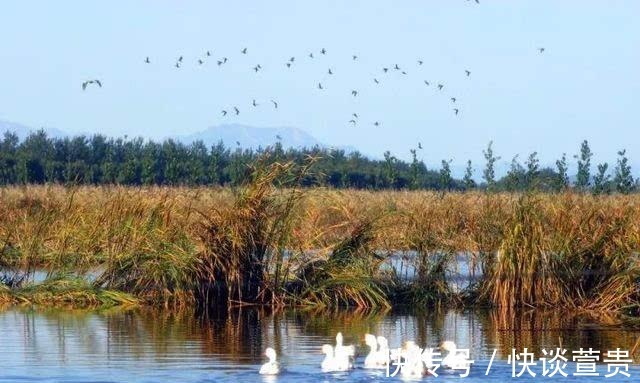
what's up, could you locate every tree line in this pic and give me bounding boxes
[0,130,636,193]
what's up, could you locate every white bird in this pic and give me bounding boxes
[441,341,469,370]
[259,347,280,375]
[376,336,390,367]
[334,332,355,369]
[321,344,352,372]
[364,334,379,369]
[400,341,426,378]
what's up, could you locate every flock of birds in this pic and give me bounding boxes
[81,43,547,127]
[259,332,470,378]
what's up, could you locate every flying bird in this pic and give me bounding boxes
[451,97,457,103]
[321,48,326,55]
[318,82,323,90]
[276,134,282,140]
[394,64,400,70]
[253,65,260,72]
[221,110,228,116]
[236,141,240,146]
[424,80,430,86]
[454,108,459,115]
[286,62,292,68]
[217,60,223,66]
[81,80,102,90]
[438,84,444,90]
[351,90,358,96]
[352,113,359,119]
[328,68,333,75]
[373,121,380,127]
[223,57,228,63]
[234,107,240,115]
[349,119,356,125]
[252,99,258,107]
[374,78,379,84]
[418,142,423,149]
[418,60,423,65]
[289,57,295,62]
[538,47,545,53]
[352,55,358,60]
[465,70,471,76]
[241,48,247,54]
[178,56,183,62]
[383,67,389,73]
[270,100,278,108]
[198,59,204,65]
[175,62,181,68]
[145,57,150,64]
[309,52,314,58]
[206,51,211,57]
[401,71,407,75]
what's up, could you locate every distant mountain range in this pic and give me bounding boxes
[0,119,356,152]
[174,123,325,149]
[0,119,66,141]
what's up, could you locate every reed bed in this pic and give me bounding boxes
[0,167,639,312]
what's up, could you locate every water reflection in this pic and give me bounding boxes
[0,306,638,382]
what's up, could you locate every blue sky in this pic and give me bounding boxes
[1,1,639,169]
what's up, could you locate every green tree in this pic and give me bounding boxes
[463,160,476,190]
[555,153,569,191]
[613,149,634,194]
[574,140,592,190]
[592,163,610,195]
[482,141,500,190]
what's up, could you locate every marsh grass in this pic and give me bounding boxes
[0,179,639,312]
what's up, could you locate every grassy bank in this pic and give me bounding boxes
[1,160,639,312]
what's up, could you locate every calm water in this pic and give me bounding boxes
[0,306,638,382]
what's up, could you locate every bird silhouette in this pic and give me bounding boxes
[206,51,211,57]
[234,107,240,115]
[373,121,380,127]
[352,55,358,60]
[451,97,457,103]
[351,90,358,96]
[418,142,423,149]
[349,119,356,125]
[352,113,359,119]
[383,67,389,73]
[309,52,314,58]
[424,80,430,86]
[178,56,183,62]
[217,60,223,66]
[82,80,102,90]
[321,48,326,55]
[401,71,407,75]
[454,108,459,115]
[328,68,333,75]
[253,65,260,72]
[221,110,228,116]
[236,141,240,146]
[318,83,323,90]
[465,70,471,76]
[241,48,247,54]
[394,64,400,70]
[289,57,295,62]
[270,100,278,109]
[223,57,228,63]
[175,62,181,68]
[418,60,423,65]
[286,62,292,68]
[276,134,282,140]
[145,57,150,64]
[538,47,545,53]
[198,59,204,65]
[374,78,379,84]
[252,99,258,107]
[438,84,444,90]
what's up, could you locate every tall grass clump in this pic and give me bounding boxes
[294,217,392,309]
[195,154,314,307]
[480,194,640,312]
